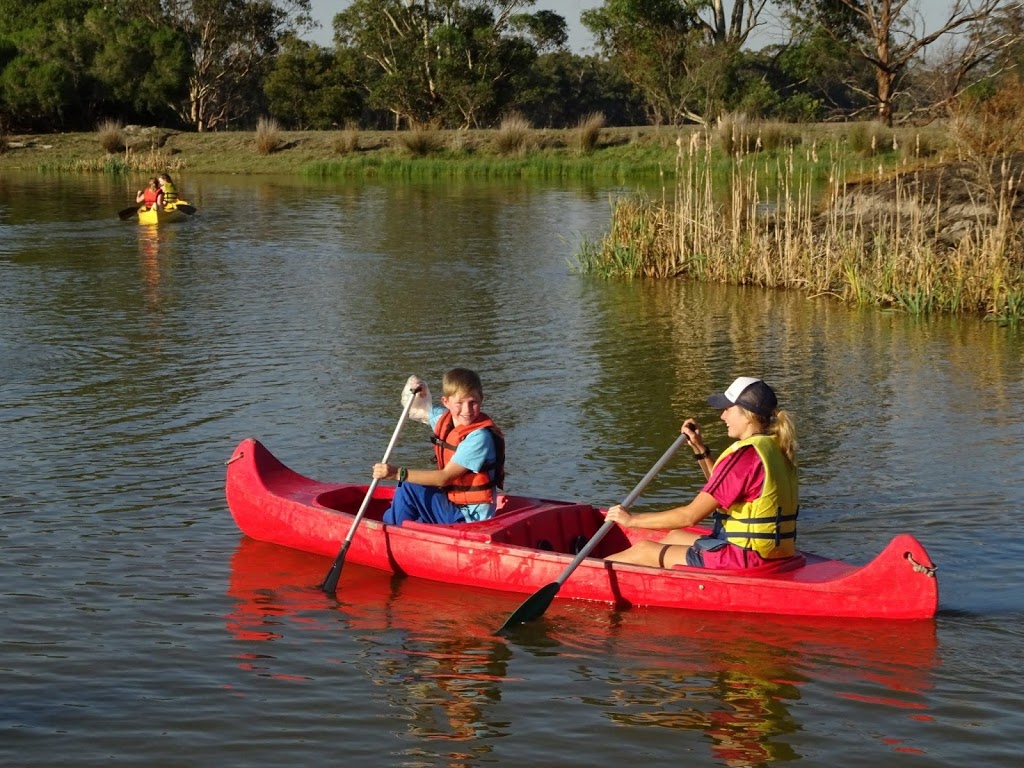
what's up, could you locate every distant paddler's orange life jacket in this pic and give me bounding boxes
[142,187,160,209]
[431,411,505,505]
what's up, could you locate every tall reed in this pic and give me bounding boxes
[574,127,1024,322]
[42,148,186,174]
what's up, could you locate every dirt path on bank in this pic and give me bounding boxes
[834,152,1024,245]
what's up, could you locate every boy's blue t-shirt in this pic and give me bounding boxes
[429,405,498,522]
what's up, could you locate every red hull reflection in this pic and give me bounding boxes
[226,536,938,762]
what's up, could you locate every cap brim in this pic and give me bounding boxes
[707,394,733,410]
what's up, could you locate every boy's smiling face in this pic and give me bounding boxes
[442,390,482,428]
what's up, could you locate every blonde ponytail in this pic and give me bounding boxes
[770,409,798,467]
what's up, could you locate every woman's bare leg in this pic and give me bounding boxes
[605,528,702,568]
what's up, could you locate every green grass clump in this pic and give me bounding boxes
[847,122,896,157]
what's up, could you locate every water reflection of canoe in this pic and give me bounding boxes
[227,535,938,671]
[227,536,938,760]
[225,438,939,620]
[137,199,195,224]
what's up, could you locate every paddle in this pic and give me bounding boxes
[496,431,691,632]
[118,205,140,220]
[175,204,197,216]
[319,383,423,594]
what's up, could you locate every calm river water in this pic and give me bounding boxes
[2,171,1023,766]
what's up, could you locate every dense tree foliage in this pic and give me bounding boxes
[0,0,1020,133]
[263,35,363,129]
[332,0,552,128]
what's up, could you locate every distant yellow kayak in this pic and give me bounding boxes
[134,200,196,225]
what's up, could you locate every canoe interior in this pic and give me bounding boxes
[315,486,633,558]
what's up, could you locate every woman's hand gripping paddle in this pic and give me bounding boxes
[496,431,690,632]
[319,382,424,594]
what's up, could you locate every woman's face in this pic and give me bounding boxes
[720,405,757,440]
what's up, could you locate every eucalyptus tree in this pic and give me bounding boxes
[129,0,314,131]
[263,35,364,129]
[519,50,647,127]
[332,0,564,128]
[582,0,777,125]
[782,0,1021,125]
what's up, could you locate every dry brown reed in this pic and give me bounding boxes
[334,121,360,155]
[61,147,185,174]
[494,113,533,156]
[255,117,283,155]
[97,119,126,154]
[573,112,606,155]
[448,129,472,154]
[576,125,1024,321]
[396,124,440,156]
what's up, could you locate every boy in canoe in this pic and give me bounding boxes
[373,368,505,525]
[604,376,799,570]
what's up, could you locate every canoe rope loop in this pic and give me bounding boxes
[905,552,937,578]
[225,451,245,466]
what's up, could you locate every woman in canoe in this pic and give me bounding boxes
[135,178,163,210]
[158,173,179,204]
[605,376,798,570]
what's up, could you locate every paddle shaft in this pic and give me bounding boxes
[554,431,690,586]
[496,431,690,631]
[319,384,422,593]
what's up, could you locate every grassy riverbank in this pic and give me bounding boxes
[4,121,1019,321]
[0,121,943,179]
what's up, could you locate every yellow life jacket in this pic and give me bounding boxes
[712,434,798,558]
[160,180,178,203]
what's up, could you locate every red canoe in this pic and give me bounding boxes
[225,438,939,620]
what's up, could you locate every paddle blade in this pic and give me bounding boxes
[118,205,140,220]
[176,204,197,216]
[496,582,560,633]
[319,540,351,594]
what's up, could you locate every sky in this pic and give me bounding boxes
[305,1,953,52]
